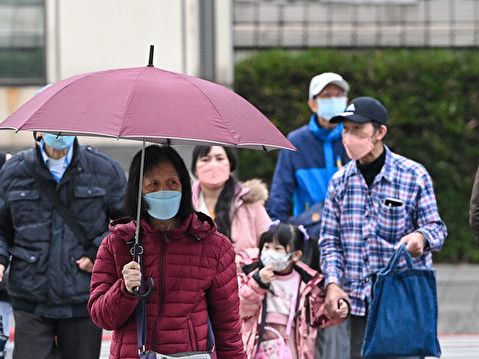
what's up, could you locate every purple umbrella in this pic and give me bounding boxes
[0,46,293,296]
[1,50,293,151]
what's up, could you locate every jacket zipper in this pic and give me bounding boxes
[152,232,169,349]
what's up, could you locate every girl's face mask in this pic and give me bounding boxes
[260,250,292,272]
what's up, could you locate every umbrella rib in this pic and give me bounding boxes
[175,75,237,142]
[118,68,148,139]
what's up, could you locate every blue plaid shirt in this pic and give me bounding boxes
[319,146,447,316]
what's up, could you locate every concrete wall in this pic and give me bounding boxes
[234,0,479,48]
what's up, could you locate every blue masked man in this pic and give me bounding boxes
[267,72,351,359]
[268,72,350,228]
[0,132,126,359]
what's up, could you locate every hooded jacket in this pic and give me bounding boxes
[88,213,246,359]
[0,142,125,318]
[238,261,347,359]
[268,115,347,222]
[192,179,271,252]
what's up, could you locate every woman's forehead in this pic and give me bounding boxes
[145,161,179,178]
[207,146,227,156]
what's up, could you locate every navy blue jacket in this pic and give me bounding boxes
[268,115,348,221]
[0,141,126,318]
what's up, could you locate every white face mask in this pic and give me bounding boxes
[316,96,348,121]
[260,250,292,272]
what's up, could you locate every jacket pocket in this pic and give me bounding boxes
[187,317,199,351]
[376,202,407,243]
[7,190,40,226]
[73,186,106,221]
[8,247,43,298]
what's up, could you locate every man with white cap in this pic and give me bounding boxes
[268,72,350,224]
[320,96,447,359]
[268,72,350,359]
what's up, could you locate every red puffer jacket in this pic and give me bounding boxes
[88,213,246,359]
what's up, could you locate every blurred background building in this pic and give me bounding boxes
[0,0,233,167]
[1,0,476,158]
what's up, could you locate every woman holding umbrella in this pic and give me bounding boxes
[191,145,271,257]
[88,145,246,358]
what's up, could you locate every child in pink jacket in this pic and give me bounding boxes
[238,223,349,359]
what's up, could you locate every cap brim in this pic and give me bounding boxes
[330,112,372,124]
[329,80,350,93]
[309,79,350,99]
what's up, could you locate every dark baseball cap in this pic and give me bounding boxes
[330,96,388,125]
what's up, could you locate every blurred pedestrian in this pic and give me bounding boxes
[469,165,479,244]
[191,145,271,254]
[268,72,349,231]
[239,222,349,359]
[320,97,447,359]
[0,133,126,359]
[267,72,351,359]
[89,145,246,358]
[0,152,12,358]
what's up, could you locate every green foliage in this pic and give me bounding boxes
[0,48,45,83]
[235,49,479,263]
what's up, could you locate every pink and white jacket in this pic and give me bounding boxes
[192,179,271,253]
[238,261,347,359]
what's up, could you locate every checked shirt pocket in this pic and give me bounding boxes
[376,202,407,243]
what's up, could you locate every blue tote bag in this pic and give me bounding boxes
[362,244,441,358]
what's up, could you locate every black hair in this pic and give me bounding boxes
[191,145,237,238]
[0,153,6,171]
[125,145,194,223]
[258,223,320,271]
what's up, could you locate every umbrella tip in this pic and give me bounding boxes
[147,45,154,67]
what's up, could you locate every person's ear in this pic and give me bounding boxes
[292,250,303,262]
[308,99,317,113]
[377,125,388,141]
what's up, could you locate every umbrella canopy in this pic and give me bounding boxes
[0,66,294,151]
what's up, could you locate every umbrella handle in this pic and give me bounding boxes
[133,277,155,298]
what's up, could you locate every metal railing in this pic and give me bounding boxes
[234,0,479,48]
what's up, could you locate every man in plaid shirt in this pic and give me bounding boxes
[319,97,447,359]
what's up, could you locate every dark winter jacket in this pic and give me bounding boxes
[268,114,347,222]
[0,141,126,318]
[88,213,246,359]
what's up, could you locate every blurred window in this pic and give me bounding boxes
[0,0,45,85]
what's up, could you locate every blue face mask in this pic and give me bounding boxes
[317,97,347,121]
[144,190,182,220]
[43,133,75,150]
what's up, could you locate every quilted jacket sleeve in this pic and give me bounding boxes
[207,237,246,359]
[238,271,267,320]
[88,235,139,330]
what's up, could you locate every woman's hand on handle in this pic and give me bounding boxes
[122,261,141,293]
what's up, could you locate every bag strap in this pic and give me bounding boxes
[285,274,301,336]
[134,239,215,353]
[383,244,414,275]
[33,172,90,249]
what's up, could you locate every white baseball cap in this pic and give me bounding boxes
[309,72,350,99]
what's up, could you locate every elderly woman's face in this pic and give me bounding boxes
[142,161,182,195]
